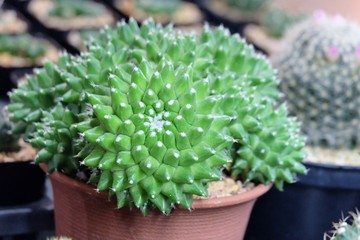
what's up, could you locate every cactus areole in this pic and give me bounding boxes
[8,19,306,215]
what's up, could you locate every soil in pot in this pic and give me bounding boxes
[0,140,46,205]
[44,165,270,240]
[113,0,203,26]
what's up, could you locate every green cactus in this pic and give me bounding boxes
[0,106,20,153]
[325,210,360,240]
[0,33,47,60]
[261,8,307,38]
[227,0,269,11]
[49,0,106,18]
[273,12,360,149]
[135,0,181,14]
[8,19,305,214]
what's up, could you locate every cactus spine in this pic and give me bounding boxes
[325,210,360,240]
[8,19,305,214]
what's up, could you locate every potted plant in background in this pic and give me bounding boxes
[197,0,270,33]
[8,18,306,240]
[26,0,115,54]
[111,0,203,26]
[324,210,360,240]
[0,103,45,205]
[244,8,307,54]
[245,13,360,240]
[0,33,59,100]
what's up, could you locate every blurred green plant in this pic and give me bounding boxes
[227,0,269,11]
[49,0,106,18]
[135,0,181,14]
[0,33,47,60]
[261,8,307,38]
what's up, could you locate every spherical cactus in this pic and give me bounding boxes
[325,210,360,240]
[8,18,305,214]
[273,12,360,149]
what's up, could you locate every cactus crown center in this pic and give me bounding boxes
[148,113,165,132]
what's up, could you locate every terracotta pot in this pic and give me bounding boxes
[41,164,271,240]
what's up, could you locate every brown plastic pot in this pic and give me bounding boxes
[40,164,271,240]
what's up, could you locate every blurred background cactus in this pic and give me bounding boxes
[135,0,181,14]
[273,12,360,149]
[0,106,20,153]
[0,34,47,61]
[260,8,307,38]
[8,19,305,214]
[325,210,360,240]
[227,0,269,11]
[48,0,106,18]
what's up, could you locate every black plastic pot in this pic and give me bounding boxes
[196,0,257,34]
[0,161,46,206]
[245,162,360,240]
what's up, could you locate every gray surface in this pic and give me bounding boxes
[0,178,54,236]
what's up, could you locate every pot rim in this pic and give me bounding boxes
[40,163,271,210]
[303,160,360,171]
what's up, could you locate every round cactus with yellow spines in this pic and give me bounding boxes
[8,19,306,214]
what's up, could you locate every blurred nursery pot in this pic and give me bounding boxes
[197,0,270,34]
[8,19,306,239]
[245,13,360,240]
[0,104,45,206]
[112,0,203,26]
[0,5,58,98]
[27,0,115,54]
